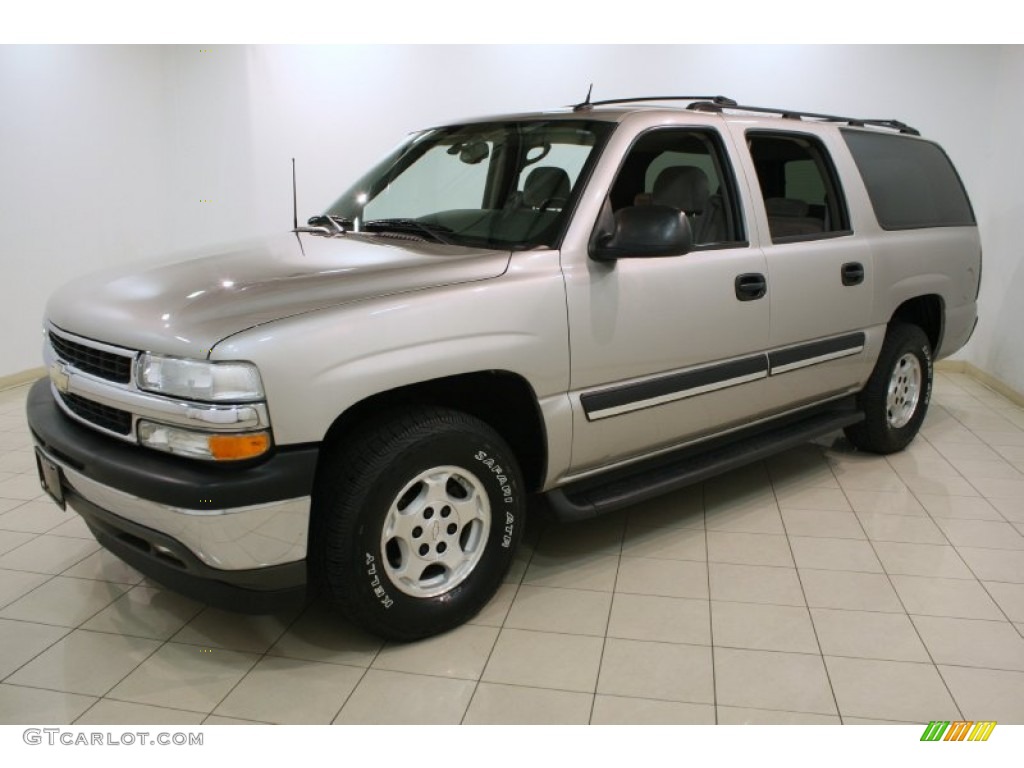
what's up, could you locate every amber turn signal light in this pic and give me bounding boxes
[208,432,271,461]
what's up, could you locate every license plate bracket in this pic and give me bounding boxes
[34,448,66,509]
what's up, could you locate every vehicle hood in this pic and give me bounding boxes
[46,233,511,357]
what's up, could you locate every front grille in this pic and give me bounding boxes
[59,392,133,435]
[49,331,133,383]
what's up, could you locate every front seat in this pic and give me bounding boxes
[651,166,727,244]
[522,167,571,211]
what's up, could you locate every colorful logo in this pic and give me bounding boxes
[921,721,996,742]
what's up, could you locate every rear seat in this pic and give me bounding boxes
[765,197,824,238]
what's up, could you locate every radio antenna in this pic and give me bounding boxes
[291,157,298,230]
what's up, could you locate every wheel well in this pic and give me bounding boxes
[319,371,548,492]
[891,295,944,354]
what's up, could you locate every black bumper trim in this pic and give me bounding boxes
[27,378,319,510]
[69,490,308,614]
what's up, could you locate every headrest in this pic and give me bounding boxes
[765,197,810,217]
[652,166,710,213]
[523,167,571,209]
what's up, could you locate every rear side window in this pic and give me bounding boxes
[747,132,851,243]
[841,130,975,230]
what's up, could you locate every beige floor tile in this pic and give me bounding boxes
[825,656,960,722]
[0,501,75,533]
[776,486,851,512]
[934,441,1004,462]
[705,496,785,535]
[717,705,840,724]
[46,516,96,540]
[0,683,95,724]
[81,585,205,640]
[810,608,929,662]
[912,615,1024,671]
[844,489,927,516]
[706,531,793,567]
[855,512,946,545]
[0,473,47,501]
[522,552,619,592]
[467,582,517,627]
[464,682,592,724]
[606,593,710,645]
[0,497,24,515]
[592,694,715,724]
[0,576,129,626]
[0,568,49,609]
[0,617,69,678]
[934,518,1024,550]
[0,451,36,474]
[107,642,258,713]
[598,637,714,704]
[712,601,818,654]
[799,569,904,613]
[916,494,1003,520]
[951,458,1024,481]
[171,606,299,653]
[267,602,383,666]
[61,550,144,584]
[975,429,1024,447]
[993,444,1024,463]
[832,465,906,493]
[535,516,624,556]
[873,542,973,579]
[891,574,1004,620]
[203,715,269,724]
[842,716,918,724]
[8,629,160,695]
[76,699,206,725]
[0,529,37,556]
[624,486,704,529]
[334,669,475,724]
[0,534,99,574]
[781,509,865,540]
[714,648,836,715]
[938,665,1024,722]
[985,581,1024,622]
[899,473,979,498]
[708,563,805,606]
[482,628,603,693]
[956,548,1024,583]
[214,656,363,724]
[620,524,706,561]
[504,585,611,637]
[373,623,498,679]
[790,536,882,573]
[615,556,708,599]
[970,476,1024,499]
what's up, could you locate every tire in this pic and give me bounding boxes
[312,407,525,641]
[844,322,933,454]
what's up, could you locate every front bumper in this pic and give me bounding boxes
[27,378,318,612]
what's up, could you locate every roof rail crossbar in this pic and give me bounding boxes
[688,101,920,135]
[572,95,737,112]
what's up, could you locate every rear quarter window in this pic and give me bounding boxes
[841,129,975,230]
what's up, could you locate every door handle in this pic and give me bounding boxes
[842,262,865,286]
[735,273,767,301]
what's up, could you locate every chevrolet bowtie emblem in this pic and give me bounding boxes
[49,361,71,394]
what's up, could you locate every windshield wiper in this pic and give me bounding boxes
[363,218,454,245]
[303,214,351,235]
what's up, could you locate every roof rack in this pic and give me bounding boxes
[687,100,920,136]
[570,93,919,136]
[572,95,737,111]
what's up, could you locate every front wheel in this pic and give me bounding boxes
[312,407,524,641]
[844,323,933,454]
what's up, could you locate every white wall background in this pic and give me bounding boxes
[1,44,1021,391]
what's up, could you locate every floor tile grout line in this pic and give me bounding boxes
[697,483,720,725]
[768,457,843,723]
[585,510,626,725]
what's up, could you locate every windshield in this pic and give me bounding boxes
[324,120,613,250]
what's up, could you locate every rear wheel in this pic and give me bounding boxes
[844,323,933,454]
[312,407,524,641]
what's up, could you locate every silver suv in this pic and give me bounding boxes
[27,96,981,640]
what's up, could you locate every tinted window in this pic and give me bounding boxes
[747,132,851,242]
[607,129,745,246]
[842,130,975,230]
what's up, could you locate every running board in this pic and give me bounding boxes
[546,404,863,522]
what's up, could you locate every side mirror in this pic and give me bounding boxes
[590,205,694,261]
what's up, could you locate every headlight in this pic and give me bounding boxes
[138,354,264,402]
[138,420,271,461]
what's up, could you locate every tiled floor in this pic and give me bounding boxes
[2,371,1024,725]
